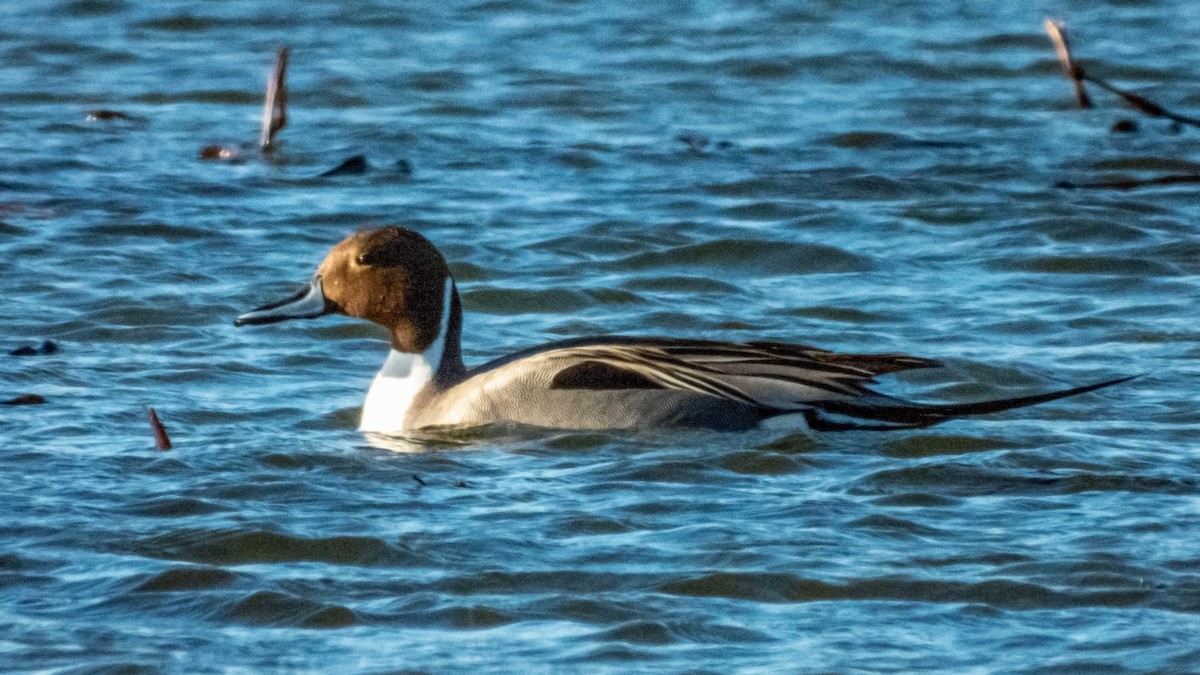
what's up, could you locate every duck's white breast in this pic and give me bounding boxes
[359,350,436,434]
[358,279,453,434]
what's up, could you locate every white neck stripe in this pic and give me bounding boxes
[424,277,453,376]
[359,278,453,434]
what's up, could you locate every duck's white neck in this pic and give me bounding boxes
[359,278,453,434]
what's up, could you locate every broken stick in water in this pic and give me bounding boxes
[1045,19,1200,128]
[148,408,172,450]
[260,46,289,151]
[1044,20,1092,109]
[1082,76,1200,128]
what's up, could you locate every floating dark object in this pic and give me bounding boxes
[676,133,734,152]
[2,394,45,406]
[148,408,172,450]
[319,155,369,177]
[1110,119,1138,134]
[411,474,427,486]
[199,145,239,161]
[676,132,710,152]
[86,109,136,122]
[9,340,58,357]
[260,46,289,151]
[1056,174,1200,190]
[394,159,413,175]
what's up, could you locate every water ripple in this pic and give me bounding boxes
[135,529,418,567]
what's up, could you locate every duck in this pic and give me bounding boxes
[235,226,1133,434]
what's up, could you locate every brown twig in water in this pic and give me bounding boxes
[1045,19,1200,128]
[259,46,289,151]
[1081,75,1200,128]
[148,407,172,450]
[1056,174,1200,190]
[1044,20,1092,108]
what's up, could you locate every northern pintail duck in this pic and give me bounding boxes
[236,226,1132,434]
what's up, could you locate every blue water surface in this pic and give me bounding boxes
[2,0,1199,672]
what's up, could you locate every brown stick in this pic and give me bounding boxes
[148,408,172,450]
[1044,19,1092,109]
[1082,75,1200,128]
[1045,19,1200,128]
[259,46,289,151]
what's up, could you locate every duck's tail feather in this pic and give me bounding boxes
[800,375,1138,432]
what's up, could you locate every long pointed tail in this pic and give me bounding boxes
[803,375,1138,431]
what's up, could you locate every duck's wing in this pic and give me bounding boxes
[538,337,940,409]
[529,337,1134,431]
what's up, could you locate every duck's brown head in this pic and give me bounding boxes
[236,226,459,355]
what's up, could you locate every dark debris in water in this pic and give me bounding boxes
[193,47,412,178]
[2,394,46,406]
[675,132,735,153]
[1046,19,1200,128]
[314,155,412,178]
[410,474,471,489]
[10,340,58,356]
[1110,119,1138,134]
[86,109,143,123]
[319,154,369,177]
[1046,19,1200,189]
[677,132,709,151]
[198,144,240,161]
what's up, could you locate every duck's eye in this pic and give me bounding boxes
[355,254,369,267]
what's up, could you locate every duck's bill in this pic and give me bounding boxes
[235,277,331,326]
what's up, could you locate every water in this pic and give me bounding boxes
[3,0,1199,671]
